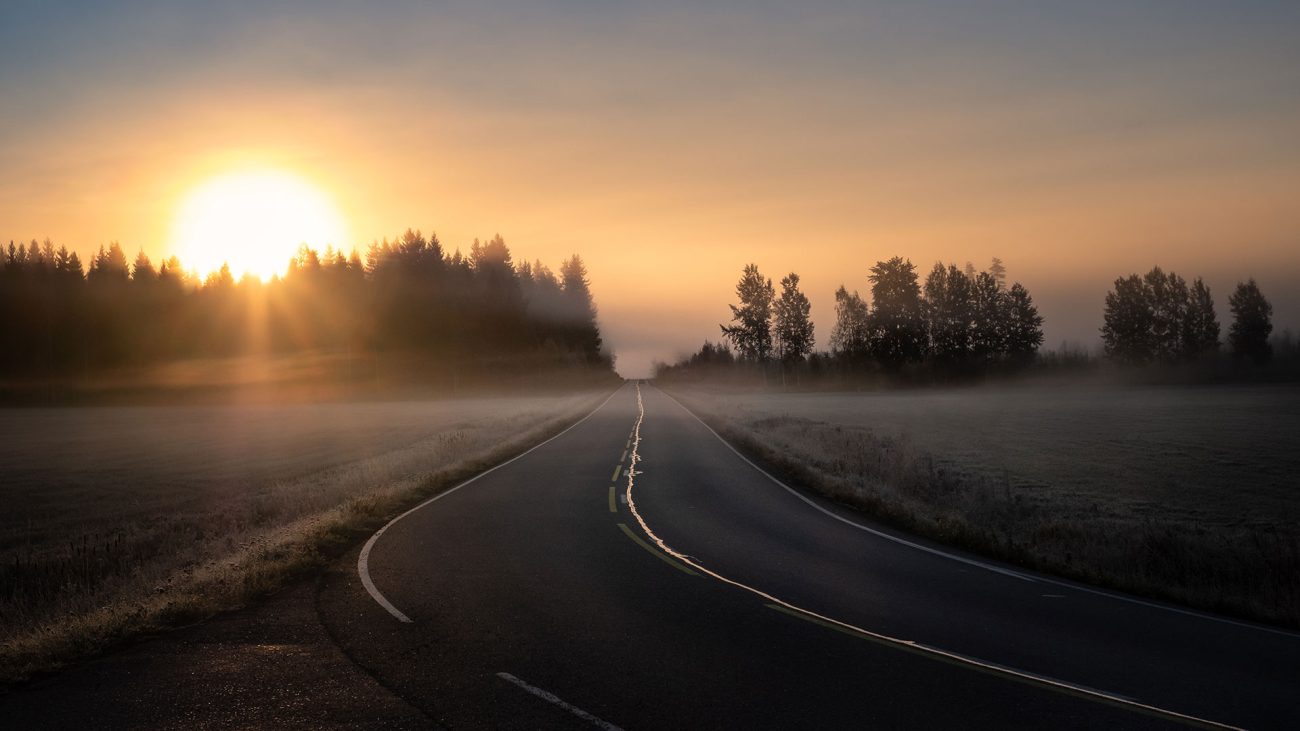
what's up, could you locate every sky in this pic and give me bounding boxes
[2,1,1298,376]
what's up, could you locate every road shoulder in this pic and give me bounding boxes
[0,578,432,730]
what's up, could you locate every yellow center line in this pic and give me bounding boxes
[611,464,621,482]
[619,449,628,463]
[618,523,697,576]
[608,485,617,513]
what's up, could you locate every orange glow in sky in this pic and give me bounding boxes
[172,169,348,280]
[2,3,1298,376]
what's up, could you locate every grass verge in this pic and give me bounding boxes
[668,390,1299,630]
[0,390,614,685]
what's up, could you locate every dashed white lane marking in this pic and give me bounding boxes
[358,388,621,623]
[496,672,624,730]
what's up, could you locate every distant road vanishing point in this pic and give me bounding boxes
[337,382,1298,729]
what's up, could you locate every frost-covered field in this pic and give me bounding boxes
[681,384,1300,530]
[2,395,593,548]
[0,391,605,679]
[673,383,1300,625]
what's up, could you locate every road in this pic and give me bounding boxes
[316,382,1299,729]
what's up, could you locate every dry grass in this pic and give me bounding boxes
[670,384,1300,628]
[0,390,611,683]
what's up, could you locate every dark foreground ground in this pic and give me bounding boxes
[3,382,1297,729]
[1,580,428,729]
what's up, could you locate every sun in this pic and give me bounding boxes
[171,169,348,280]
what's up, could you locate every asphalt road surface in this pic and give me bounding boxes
[319,382,1298,729]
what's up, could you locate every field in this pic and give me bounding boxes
[0,390,608,681]
[670,383,1300,626]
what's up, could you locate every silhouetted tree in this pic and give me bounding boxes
[1102,273,1156,364]
[560,254,604,363]
[672,254,1055,382]
[132,251,156,281]
[652,340,735,380]
[158,256,185,285]
[867,257,925,370]
[696,340,734,365]
[88,242,129,283]
[773,272,814,365]
[970,271,1006,362]
[1228,279,1273,364]
[85,242,133,364]
[466,234,525,351]
[988,257,1007,288]
[1144,267,1190,361]
[1003,282,1044,362]
[204,262,235,289]
[720,263,774,362]
[923,262,975,367]
[829,286,870,361]
[519,259,565,345]
[1181,278,1220,359]
[0,233,614,382]
[1104,267,1226,365]
[56,246,83,278]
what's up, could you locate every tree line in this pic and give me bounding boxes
[1101,267,1274,365]
[659,256,1283,383]
[0,232,611,379]
[659,256,1045,380]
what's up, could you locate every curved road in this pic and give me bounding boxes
[319,382,1298,729]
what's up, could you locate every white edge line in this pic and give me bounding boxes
[357,387,622,623]
[652,387,1033,582]
[928,644,1136,702]
[496,672,624,730]
[654,385,1300,639]
[627,385,1239,730]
